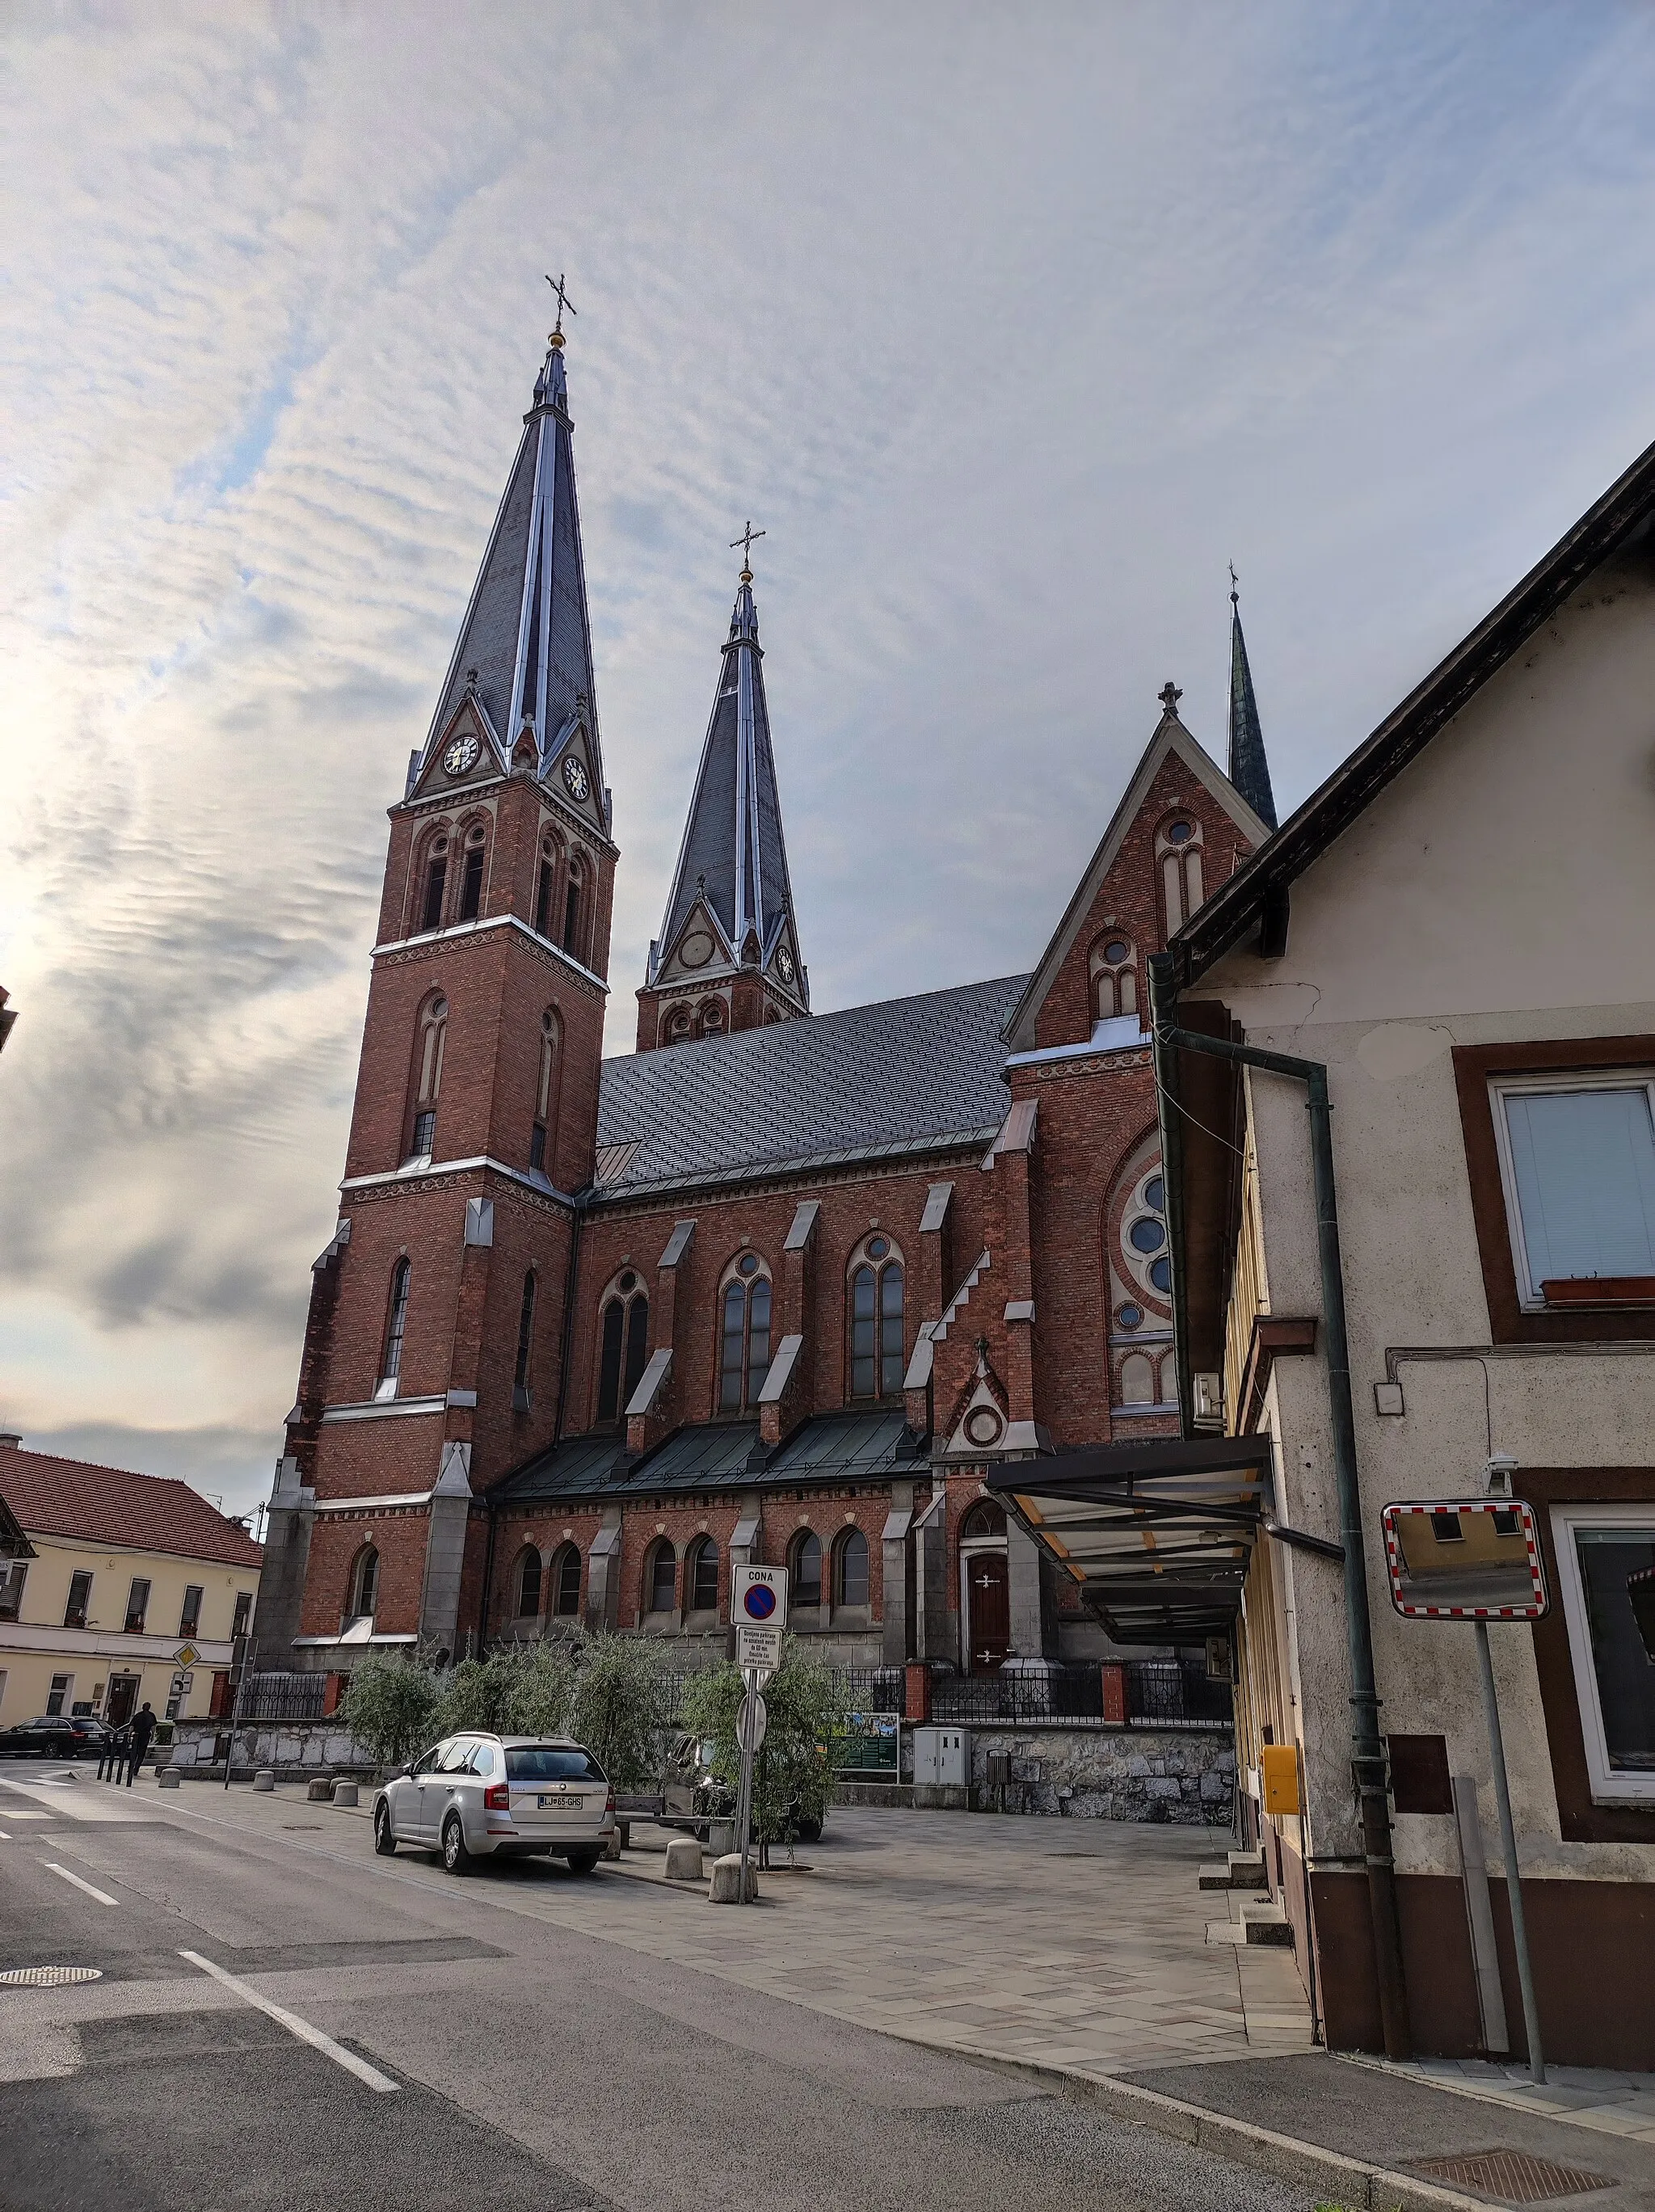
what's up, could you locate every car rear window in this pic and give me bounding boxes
[505,1747,604,1783]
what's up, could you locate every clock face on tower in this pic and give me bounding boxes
[442,734,480,777]
[775,946,794,982]
[561,753,590,803]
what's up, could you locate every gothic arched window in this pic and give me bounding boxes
[409,996,447,1161]
[790,1530,823,1608]
[458,824,487,922]
[513,1270,537,1409]
[529,1010,558,1172]
[718,1255,772,1412]
[686,1535,719,1615]
[1158,815,1205,937]
[550,1543,582,1618]
[1089,934,1138,1024]
[535,836,558,938]
[834,1527,870,1609]
[420,835,448,933]
[699,999,725,1037]
[514,1545,542,1620]
[377,1260,411,1398]
[644,1540,676,1616]
[562,855,583,958]
[849,1237,905,1399]
[664,1003,693,1046]
[596,1273,649,1422]
[349,1544,379,1621]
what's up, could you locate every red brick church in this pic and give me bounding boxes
[255,328,1278,1682]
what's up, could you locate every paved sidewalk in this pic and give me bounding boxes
[1343,2051,1655,2146]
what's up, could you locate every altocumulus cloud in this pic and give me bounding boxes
[5,2,1655,1515]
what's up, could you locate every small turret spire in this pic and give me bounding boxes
[1227,567,1278,832]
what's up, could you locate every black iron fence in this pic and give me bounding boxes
[236,1672,328,1723]
[927,1659,1230,1730]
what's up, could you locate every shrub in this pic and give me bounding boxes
[566,1633,672,1791]
[681,1639,847,1848]
[339,1650,442,1772]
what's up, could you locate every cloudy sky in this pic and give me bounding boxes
[4,2,1655,1521]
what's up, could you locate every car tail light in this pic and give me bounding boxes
[484,1782,509,1811]
[605,1789,616,1814]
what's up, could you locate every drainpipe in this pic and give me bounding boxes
[1148,953,1411,2062]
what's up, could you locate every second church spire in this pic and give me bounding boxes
[636,550,808,1051]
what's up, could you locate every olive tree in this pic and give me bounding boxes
[339,1650,442,1772]
[566,1633,673,1791]
[680,1640,847,1852]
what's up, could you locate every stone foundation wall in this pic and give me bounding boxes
[171,1718,374,1779]
[968,1725,1235,1825]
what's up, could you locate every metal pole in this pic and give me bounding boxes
[1148,954,1412,2059]
[224,1635,255,1791]
[735,1670,757,1905]
[1475,1620,1544,2083]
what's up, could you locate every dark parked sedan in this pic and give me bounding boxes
[0,1715,86,1759]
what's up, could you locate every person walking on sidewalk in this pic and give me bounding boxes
[124,1702,156,1786]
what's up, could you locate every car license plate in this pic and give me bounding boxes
[538,1793,582,1810]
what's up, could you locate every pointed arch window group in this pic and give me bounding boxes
[849,1236,905,1399]
[1159,815,1206,935]
[719,1253,771,1412]
[597,1273,650,1424]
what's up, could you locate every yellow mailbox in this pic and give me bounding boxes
[1260,1742,1301,1816]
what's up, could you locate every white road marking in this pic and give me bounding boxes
[179,1951,400,2093]
[0,1829,11,1840]
[43,1862,118,1906]
[0,1778,149,1824]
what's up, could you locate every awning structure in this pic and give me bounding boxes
[988,1437,1275,1645]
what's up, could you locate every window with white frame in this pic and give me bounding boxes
[1491,1073,1655,1308]
[1551,1502,1655,1801]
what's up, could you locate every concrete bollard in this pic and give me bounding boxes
[331,1780,359,1807]
[706,1817,736,1857]
[156,1767,182,1789]
[252,1770,276,1793]
[664,1837,703,1882]
[603,1827,623,1860]
[708,1852,757,1904]
[305,1775,334,1802]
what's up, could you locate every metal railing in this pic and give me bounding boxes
[235,1673,329,1723]
[926,1659,1231,1730]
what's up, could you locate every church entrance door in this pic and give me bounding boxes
[967,1553,1010,1674]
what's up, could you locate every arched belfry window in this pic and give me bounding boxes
[377,1260,411,1399]
[663,1002,693,1046]
[348,1544,379,1622]
[699,999,725,1037]
[530,1010,558,1173]
[1157,815,1205,937]
[513,1270,537,1410]
[597,1270,650,1423]
[1089,934,1138,1023]
[534,836,558,938]
[718,1253,772,1413]
[562,855,583,959]
[419,834,449,933]
[514,1545,542,1620]
[408,996,447,1161]
[457,823,487,923]
[848,1235,905,1399]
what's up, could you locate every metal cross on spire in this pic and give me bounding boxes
[1158,680,1183,714]
[730,520,766,579]
[544,272,577,343]
[1229,560,1240,607]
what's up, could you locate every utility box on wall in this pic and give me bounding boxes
[912,1725,971,1789]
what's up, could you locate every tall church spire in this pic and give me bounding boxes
[1227,570,1277,832]
[412,324,606,829]
[635,546,807,1051]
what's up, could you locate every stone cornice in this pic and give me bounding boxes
[372,913,608,1000]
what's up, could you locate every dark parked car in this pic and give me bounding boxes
[0,1715,86,1759]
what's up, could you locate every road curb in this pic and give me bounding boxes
[882,2035,1493,2212]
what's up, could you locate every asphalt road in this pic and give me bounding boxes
[0,1761,1315,2212]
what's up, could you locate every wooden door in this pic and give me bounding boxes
[105,1674,141,1725]
[968,1552,1010,1674]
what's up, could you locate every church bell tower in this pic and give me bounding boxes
[637,535,807,1049]
[257,309,618,1669]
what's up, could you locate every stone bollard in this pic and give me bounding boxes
[663,1837,703,1882]
[706,1817,736,1857]
[708,1852,757,1904]
[305,1775,334,1802]
[156,1767,182,1790]
[331,1780,359,1807]
[252,1770,276,1793]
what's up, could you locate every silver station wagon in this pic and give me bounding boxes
[373,1734,615,1875]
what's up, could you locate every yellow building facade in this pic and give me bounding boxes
[0,1442,262,1728]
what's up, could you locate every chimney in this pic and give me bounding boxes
[0,1433,21,1448]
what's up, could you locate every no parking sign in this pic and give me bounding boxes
[734,1564,787,1671]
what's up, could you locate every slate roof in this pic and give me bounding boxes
[420,341,600,784]
[493,1409,918,1505]
[0,1446,263,1569]
[652,577,799,984]
[1227,598,1277,832]
[592,974,1029,1199]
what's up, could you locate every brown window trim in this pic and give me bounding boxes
[1514,1468,1655,1843]
[1451,1036,1655,1345]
